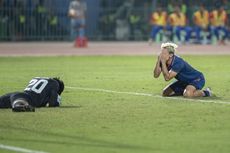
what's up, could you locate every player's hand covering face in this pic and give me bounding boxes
[160,48,170,62]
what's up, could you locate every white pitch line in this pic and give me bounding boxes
[66,86,230,105]
[0,144,48,153]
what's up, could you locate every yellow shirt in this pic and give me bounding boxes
[169,13,186,26]
[210,10,227,26]
[151,12,167,26]
[193,10,209,28]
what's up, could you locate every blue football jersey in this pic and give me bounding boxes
[168,55,203,83]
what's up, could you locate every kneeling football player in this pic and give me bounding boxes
[153,42,211,98]
[0,77,64,112]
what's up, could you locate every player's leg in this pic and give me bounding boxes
[151,25,162,40]
[165,25,173,41]
[10,92,35,112]
[194,26,202,42]
[150,26,156,40]
[183,85,211,97]
[206,26,212,41]
[0,93,17,108]
[184,75,211,98]
[183,85,204,97]
[214,26,220,41]
[162,81,187,97]
[210,26,217,44]
[78,19,86,38]
[220,26,228,44]
[175,26,181,41]
[162,86,175,97]
[184,26,192,43]
[70,19,78,41]
[75,19,87,47]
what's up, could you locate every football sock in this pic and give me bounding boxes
[203,90,210,97]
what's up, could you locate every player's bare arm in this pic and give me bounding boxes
[160,50,177,81]
[153,55,162,78]
[160,61,177,81]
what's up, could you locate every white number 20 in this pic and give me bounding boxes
[25,79,48,94]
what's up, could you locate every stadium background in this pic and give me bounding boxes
[0,0,229,41]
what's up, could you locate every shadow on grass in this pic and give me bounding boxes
[0,125,154,152]
[164,94,228,103]
[193,95,227,102]
[204,96,224,101]
[56,105,82,109]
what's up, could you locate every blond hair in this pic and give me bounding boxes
[161,42,178,54]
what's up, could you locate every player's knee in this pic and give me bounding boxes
[183,90,194,98]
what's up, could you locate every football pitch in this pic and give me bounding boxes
[0,55,230,153]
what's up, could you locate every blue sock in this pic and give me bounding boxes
[203,90,210,97]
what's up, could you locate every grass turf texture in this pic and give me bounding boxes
[0,55,230,153]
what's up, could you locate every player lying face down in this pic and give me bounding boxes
[153,42,211,98]
[0,77,64,112]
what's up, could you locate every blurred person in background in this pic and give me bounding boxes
[222,0,230,40]
[0,0,8,40]
[68,0,87,47]
[34,0,48,38]
[113,0,134,20]
[0,0,6,18]
[149,6,167,44]
[98,11,115,40]
[129,10,142,40]
[210,5,228,45]
[178,0,187,15]
[167,0,175,14]
[113,0,134,40]
[193,4,210,44]
[168,6,192,44]
[98,0,115,40]
[47,10,59,40]
[15,1,27,40]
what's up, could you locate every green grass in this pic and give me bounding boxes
[0,55,230,153]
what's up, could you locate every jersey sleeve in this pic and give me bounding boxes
[48,90,61,107]
[171,61,184,73]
